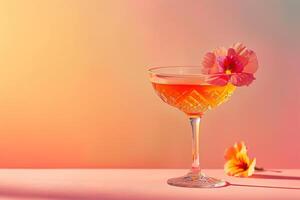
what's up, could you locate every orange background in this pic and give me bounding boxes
[0,0,299,168]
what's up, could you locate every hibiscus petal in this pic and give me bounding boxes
[247,158,256,176]
[234,158,256,177]
[238,170,251,177]
[236,56,249,70]
[234,141,247,153]
[230,73,255,86]
[224,146,237,160]
[232,42,247,56]
[231,55,245,73]
[234,169,250,177]
[224,160,239,175]
[224,160,245,176]
[231,43,259,74]
[243,50,259,73]
[207,74,230,86]
[213,46,228,57]
[227,48,237,56]
[236,151,250,166]
[201,52,219,74]
[217,56,226,73]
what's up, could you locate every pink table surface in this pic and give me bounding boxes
[0,169,299,200]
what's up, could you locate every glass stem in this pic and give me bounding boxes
[189,117,201,173]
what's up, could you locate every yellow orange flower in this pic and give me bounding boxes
[224,141,256,177]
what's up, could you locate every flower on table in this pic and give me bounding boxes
[202,43,259,86]
[224,141,256,177]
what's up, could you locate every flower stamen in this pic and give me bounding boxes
[225,69,232,75]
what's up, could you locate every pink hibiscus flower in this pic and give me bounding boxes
[202,43,259,86]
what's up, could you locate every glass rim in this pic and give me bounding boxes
[148,66,232,77]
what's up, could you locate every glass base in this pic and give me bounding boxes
[167,172,227,188]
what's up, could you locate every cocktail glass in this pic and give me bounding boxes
[149,66,236,188]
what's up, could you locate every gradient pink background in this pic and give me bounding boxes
[0,0,299,168]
